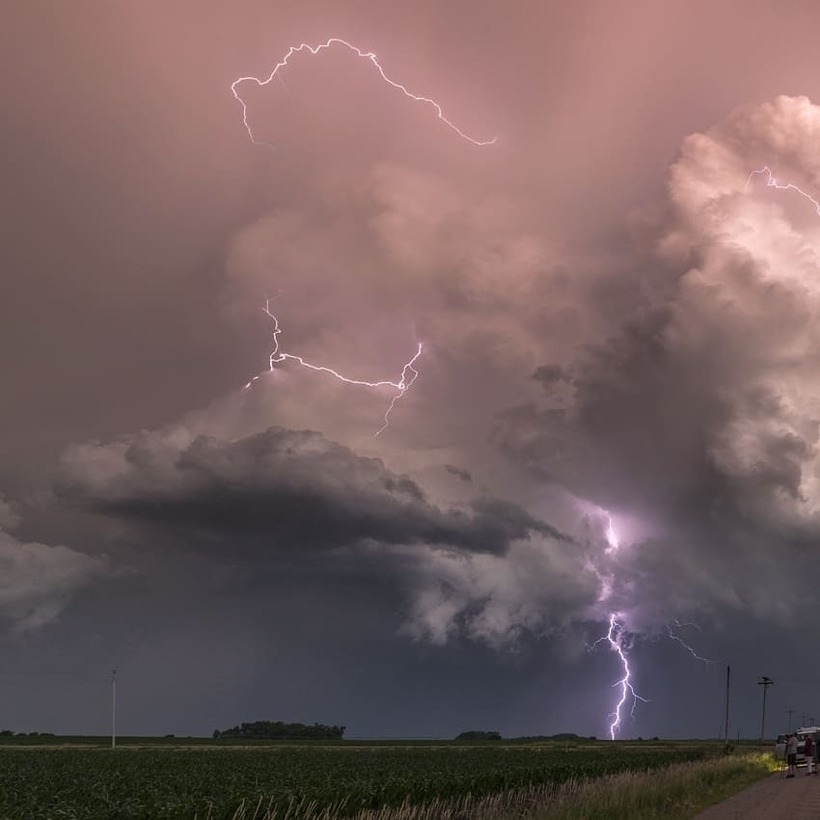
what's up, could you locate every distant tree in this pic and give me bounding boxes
[455,731,502,741]
[214,721,345,740]
[0,730,12,737]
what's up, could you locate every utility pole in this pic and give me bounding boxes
[758,676,774,742]
[111,669,117,750]
[787,707,795,732]
[723,666,731,741]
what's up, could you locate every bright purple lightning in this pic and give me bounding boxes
[590,511,647,739]
[244,300,422,436]
[592,613,648,741]
[604,511,619,554]
[744,166,820,215]
[588,165,816,738]
[230,38,497,149]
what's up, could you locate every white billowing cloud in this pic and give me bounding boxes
[662,95,820,533]
[399,532,602,648]
[0,528,104,632]
[489,95,820,630]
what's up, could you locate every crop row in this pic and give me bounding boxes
[0,744,713,820]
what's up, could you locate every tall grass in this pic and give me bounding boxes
[219,753,776,820]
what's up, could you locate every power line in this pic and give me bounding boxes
[758,676,774,741]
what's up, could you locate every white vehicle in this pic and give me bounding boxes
[795,726,820,767]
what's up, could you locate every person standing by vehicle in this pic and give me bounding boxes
[805,734,815,775]
[787,733,799,777]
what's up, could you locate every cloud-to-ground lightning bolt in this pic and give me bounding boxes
[590,511,647,739]
[244,300,422,436]
[590,167,815,738]
[230,38,497,148]
[745,167,820,215]
[592,613,649,741]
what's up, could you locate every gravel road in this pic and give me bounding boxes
[694,770,820,819]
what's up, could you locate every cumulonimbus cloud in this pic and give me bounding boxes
[45,95,820,645]
[495,95,820,626]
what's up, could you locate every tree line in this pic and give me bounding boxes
[213,721,345,739]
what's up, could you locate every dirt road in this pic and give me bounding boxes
[694,771,820,819]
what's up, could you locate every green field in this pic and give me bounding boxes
[0,740,728,820]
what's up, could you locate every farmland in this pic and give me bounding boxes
[0,739,746,820]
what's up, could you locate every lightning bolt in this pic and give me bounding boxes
[589,512,647,739]
[744,167,820,215]
[667,620,712,663]
[604,511,619,554]
[230,38,497,149]
[592,613,648,740]
[244,300,422,436]
[586,165,816,740]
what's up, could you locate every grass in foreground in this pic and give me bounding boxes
[220,753,776,820]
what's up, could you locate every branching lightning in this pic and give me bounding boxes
[745,166,820,215]
[593,509,715,738]
[667,620,712,663]
[591,613,648,740]
[231,38,497,148]
[590,512,647,739]
[244,300,422,436]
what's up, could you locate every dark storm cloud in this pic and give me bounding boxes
[532,365,572,387]
[0,525,105,633]
[444,464,472,483]
[59,427,566,555]
[10,0,820,740]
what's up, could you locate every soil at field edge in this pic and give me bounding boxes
[694,769,820,819]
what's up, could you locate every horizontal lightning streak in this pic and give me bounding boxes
[230,38,497,148]
[244,300,422,436]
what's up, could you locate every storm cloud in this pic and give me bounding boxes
[60,426,567,555]
[0,526,104,633]
[8,1,820,739]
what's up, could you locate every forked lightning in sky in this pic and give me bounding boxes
[244,301,422,436]
[232,39,497,434]
[593,614,649,741]
[667,621,712,663]
[231,38,497,148]
[593,515,648,739]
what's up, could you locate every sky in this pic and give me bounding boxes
[5,0,820,740]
